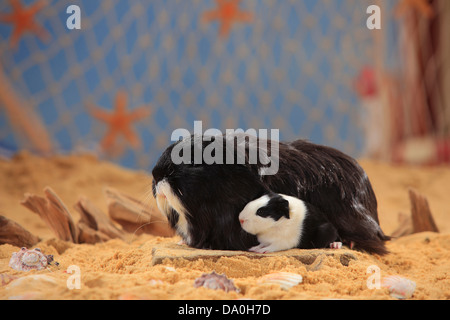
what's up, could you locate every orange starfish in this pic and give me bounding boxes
[0,0,50,49]
[395,0,434,19]
[88,90,151,152]
[202,0,253,37]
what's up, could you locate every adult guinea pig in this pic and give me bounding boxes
[239,192,341,253]
[151,133,390,254]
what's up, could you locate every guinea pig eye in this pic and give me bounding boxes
[256,207,270,218]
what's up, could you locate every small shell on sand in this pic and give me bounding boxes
[9,247,52,272]
[258,272,303,290]
[5,274,59,299]
[6,274,59,290]
[193,271,240,293]
[382,275,416,299]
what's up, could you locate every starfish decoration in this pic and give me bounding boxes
[395,0,434,19]
[202,0,253,38]
[88,90,151,152]
[0,0,50,49]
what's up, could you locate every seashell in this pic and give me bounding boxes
[5,275,59,300]
[6,274,59,290]
[258,272,303,290]
[1,274,18,286]
[9,247,55,272]
[193,271,240,293]
[382,275,416,299]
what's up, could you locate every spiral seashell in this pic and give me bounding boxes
[193,271,240,293]
[382,275,416,299]
[258,272,303,290]
[9,247,50,272]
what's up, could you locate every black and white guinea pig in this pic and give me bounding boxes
[151,133,390,254]
[238,192,342,253]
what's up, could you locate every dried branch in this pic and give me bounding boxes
[73,196,126,241]
[409,188,439,233]
[20,187,78,242]
[20,186,174,244]
[0,215,40,248]
[390,188,439,238]
[104,187,175,237]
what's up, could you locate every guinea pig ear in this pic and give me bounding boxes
[270,194,290,219]
[280,198,290,219]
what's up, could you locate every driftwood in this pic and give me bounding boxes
[0,215,40,247]
[18,186,174,244]
[391,188,439,237]
[76,221,111,244]
[74,196,126,242]
[104,187,175,237]
[409,189,439,233]
[20,187,128,244]
[20,187,78,242]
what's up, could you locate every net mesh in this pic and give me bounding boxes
[0,0,420,169]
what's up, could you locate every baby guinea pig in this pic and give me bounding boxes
[239,192,341,253]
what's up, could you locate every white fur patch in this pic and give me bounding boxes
[155,179,190,244]
[239,195,270,234]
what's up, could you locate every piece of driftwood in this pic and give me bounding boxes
[0,215,40,247]
[76,221,111,244]
[390,188,439,237]
[21,187,78,242]
[20,187,125,244]
[104,187,175,237]
[150,242,357,266]
[73,196,126,241]
[409,188,439,233]
[20,186,174,244]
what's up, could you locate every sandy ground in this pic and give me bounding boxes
[0,152,449,300]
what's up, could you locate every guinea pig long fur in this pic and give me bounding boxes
[152,134,265,250]
[239,192,339,253]
[151,133,390,254]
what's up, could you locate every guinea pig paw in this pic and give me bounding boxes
[249,245,268,254]
[329,242,343,249]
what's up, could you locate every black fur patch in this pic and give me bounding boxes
[256,193,290,220]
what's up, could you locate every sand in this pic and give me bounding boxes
[0,151,449,300]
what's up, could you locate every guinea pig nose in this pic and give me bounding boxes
[239,219,245,225]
